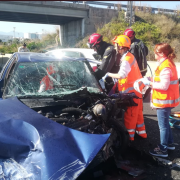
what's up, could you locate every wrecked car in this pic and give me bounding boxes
[0,52,139,179]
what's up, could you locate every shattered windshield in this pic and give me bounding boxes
[3,60,102,98]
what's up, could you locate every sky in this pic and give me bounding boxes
[106,1,180,10]
[0,1,179,35]
[0,21,58,35]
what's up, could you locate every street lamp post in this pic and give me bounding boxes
[130,1,133,26]
[126,1,134,26]
[13,27,16,38]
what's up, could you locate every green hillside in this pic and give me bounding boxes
[75,11,180,62]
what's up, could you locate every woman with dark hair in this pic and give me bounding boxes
[142,43,179,157]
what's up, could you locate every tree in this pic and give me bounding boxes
[55,26,60,47]
[0,39,2,43]
[8,39,12,45]
[13,38,20,44]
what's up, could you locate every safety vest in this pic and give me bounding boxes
[152,59,179,108]
[118,52,142,97]
[40,75,53,91]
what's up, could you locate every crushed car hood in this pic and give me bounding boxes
[0,97,110,180]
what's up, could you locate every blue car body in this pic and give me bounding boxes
[0,53,110,179]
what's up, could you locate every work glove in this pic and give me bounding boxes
[102,73,109,82]
[99,79,106,90]
[146,76,152,81]
[142,77,151,86]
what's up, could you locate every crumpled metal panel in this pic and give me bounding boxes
[0,97,110,180]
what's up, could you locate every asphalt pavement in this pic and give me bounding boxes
[127,91,180,180]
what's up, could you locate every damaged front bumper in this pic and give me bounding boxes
[0,97,110,180]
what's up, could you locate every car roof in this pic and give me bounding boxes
[47,48,95,53]
[14,52,88,62]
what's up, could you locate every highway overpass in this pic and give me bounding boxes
[0,1,118,46]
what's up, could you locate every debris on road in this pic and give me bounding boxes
[115,160,145,177]
[153,157,180,169]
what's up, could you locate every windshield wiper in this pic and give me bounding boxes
[16,95,46,99]
[53,84,76,87]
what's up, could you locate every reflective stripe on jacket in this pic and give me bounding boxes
[118,52,142,97]
[152,59,179,108]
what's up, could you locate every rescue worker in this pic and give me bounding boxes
[87,33,120,93]
[123,28,148,77]
[38,65,60,93]
[18,43,30,52]
[141,43,179,157]
[101,35,147,141]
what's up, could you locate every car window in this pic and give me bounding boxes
[80,52,85,58]
[46,52,54,56]
[63,51,81,58]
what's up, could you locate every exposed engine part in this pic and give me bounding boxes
[89,120,97,130]
[59,113,68,117]
[93,104,106,117]
[84,114,93,120]
[33,92,139,168]
[46,111,53,118]
[102,128,117,160]
[38,110,43,114]
[61,107,86,115]
[49,117,69,123]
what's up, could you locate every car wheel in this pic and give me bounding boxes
[84,151,105,172]
[110,119,129,154]
[83,120,129,173]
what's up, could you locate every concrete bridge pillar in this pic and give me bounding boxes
[60,18,85,47]
[84,7,119,36]
[59,6,118,46]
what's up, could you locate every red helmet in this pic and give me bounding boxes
[123,29,135,38]
[87,33,103,48]
[47,65,58,75]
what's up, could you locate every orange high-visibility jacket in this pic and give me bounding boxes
[40,75,53,91]
[118,52,142,97]
[152,59,179,108]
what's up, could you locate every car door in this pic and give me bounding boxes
[0,54,17,98]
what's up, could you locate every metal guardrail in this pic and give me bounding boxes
[68,1,176,13]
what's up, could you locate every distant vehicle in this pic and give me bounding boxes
[45,48,101,71]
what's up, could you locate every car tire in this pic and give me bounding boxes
[110,119,129,154]
[82,120,129,173]
[84,151,105,172]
